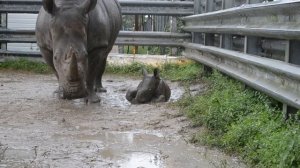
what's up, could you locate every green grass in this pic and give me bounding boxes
[0,58,51,74]
[0,58,202,82]
[106,61,202,82]
[176,70,300,167]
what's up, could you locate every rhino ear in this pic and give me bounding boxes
[79,0,97,14]
[153,68,160,78]
[42,0,56,15]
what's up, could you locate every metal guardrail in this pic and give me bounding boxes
[184,42,300,109]
[0,0,194,16]
[182,0,300,112]
[0,30,191,56]
[0,0,192,57]
[183,1,300,40]
[0,29,191,45]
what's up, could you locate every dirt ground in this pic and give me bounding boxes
[0,71,246,168]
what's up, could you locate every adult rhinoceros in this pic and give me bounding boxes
[36,0,122,103]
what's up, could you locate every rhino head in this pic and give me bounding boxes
[42,0,97,99]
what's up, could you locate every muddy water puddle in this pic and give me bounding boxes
[0,71,245,168]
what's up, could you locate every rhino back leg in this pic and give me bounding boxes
[95,51,109,93]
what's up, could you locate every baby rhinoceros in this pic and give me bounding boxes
[126,68,171,104]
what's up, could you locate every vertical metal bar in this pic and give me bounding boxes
[288,40,300,65]
[170,15,177,55]
[134,15,139,54]
[244,1,261,55]
[1,13,8,51]
[221,0,233,50]
[244,36,260,55]
[285,40,290,63]
[204,0,214,46]
[203,0,214,75]
[283,40,300,119]
[193,0,203,44]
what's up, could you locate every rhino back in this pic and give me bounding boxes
[87,0,122,52]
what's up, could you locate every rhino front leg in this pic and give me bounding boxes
[40,47,62,96]
[86,49,107,103]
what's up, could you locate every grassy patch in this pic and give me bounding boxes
[0,58,202,82]
[177,70,300,167]
[106,61,202,82]
[0,58,51,74]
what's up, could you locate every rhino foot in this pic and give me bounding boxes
[85,93,101,104]
[53,86,64,99]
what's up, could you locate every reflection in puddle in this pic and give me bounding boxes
[120,152,163,168]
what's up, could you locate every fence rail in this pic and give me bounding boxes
[184,1,300,40]
[0,0,194,16]
[0,30,190,56]
[182,0,300,114]
[0,0,192,57]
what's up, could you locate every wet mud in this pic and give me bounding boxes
[0,71,245,168]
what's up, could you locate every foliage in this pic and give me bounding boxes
[0,58,51,74]
[177,70,300,167]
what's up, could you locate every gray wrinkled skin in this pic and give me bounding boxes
[126,68,171,104]
[36,0,122,103]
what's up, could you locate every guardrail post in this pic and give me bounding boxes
[204,0,214,47]
[244,36,261,55]
[193,0,203,44]
[171,16,178,55]
[0,13,7,51]
[202,0,215,75]
[283,40,300,120]
[220,0,233,49]
[244,1,261,55]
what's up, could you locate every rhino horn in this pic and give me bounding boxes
[68,50,80,82]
